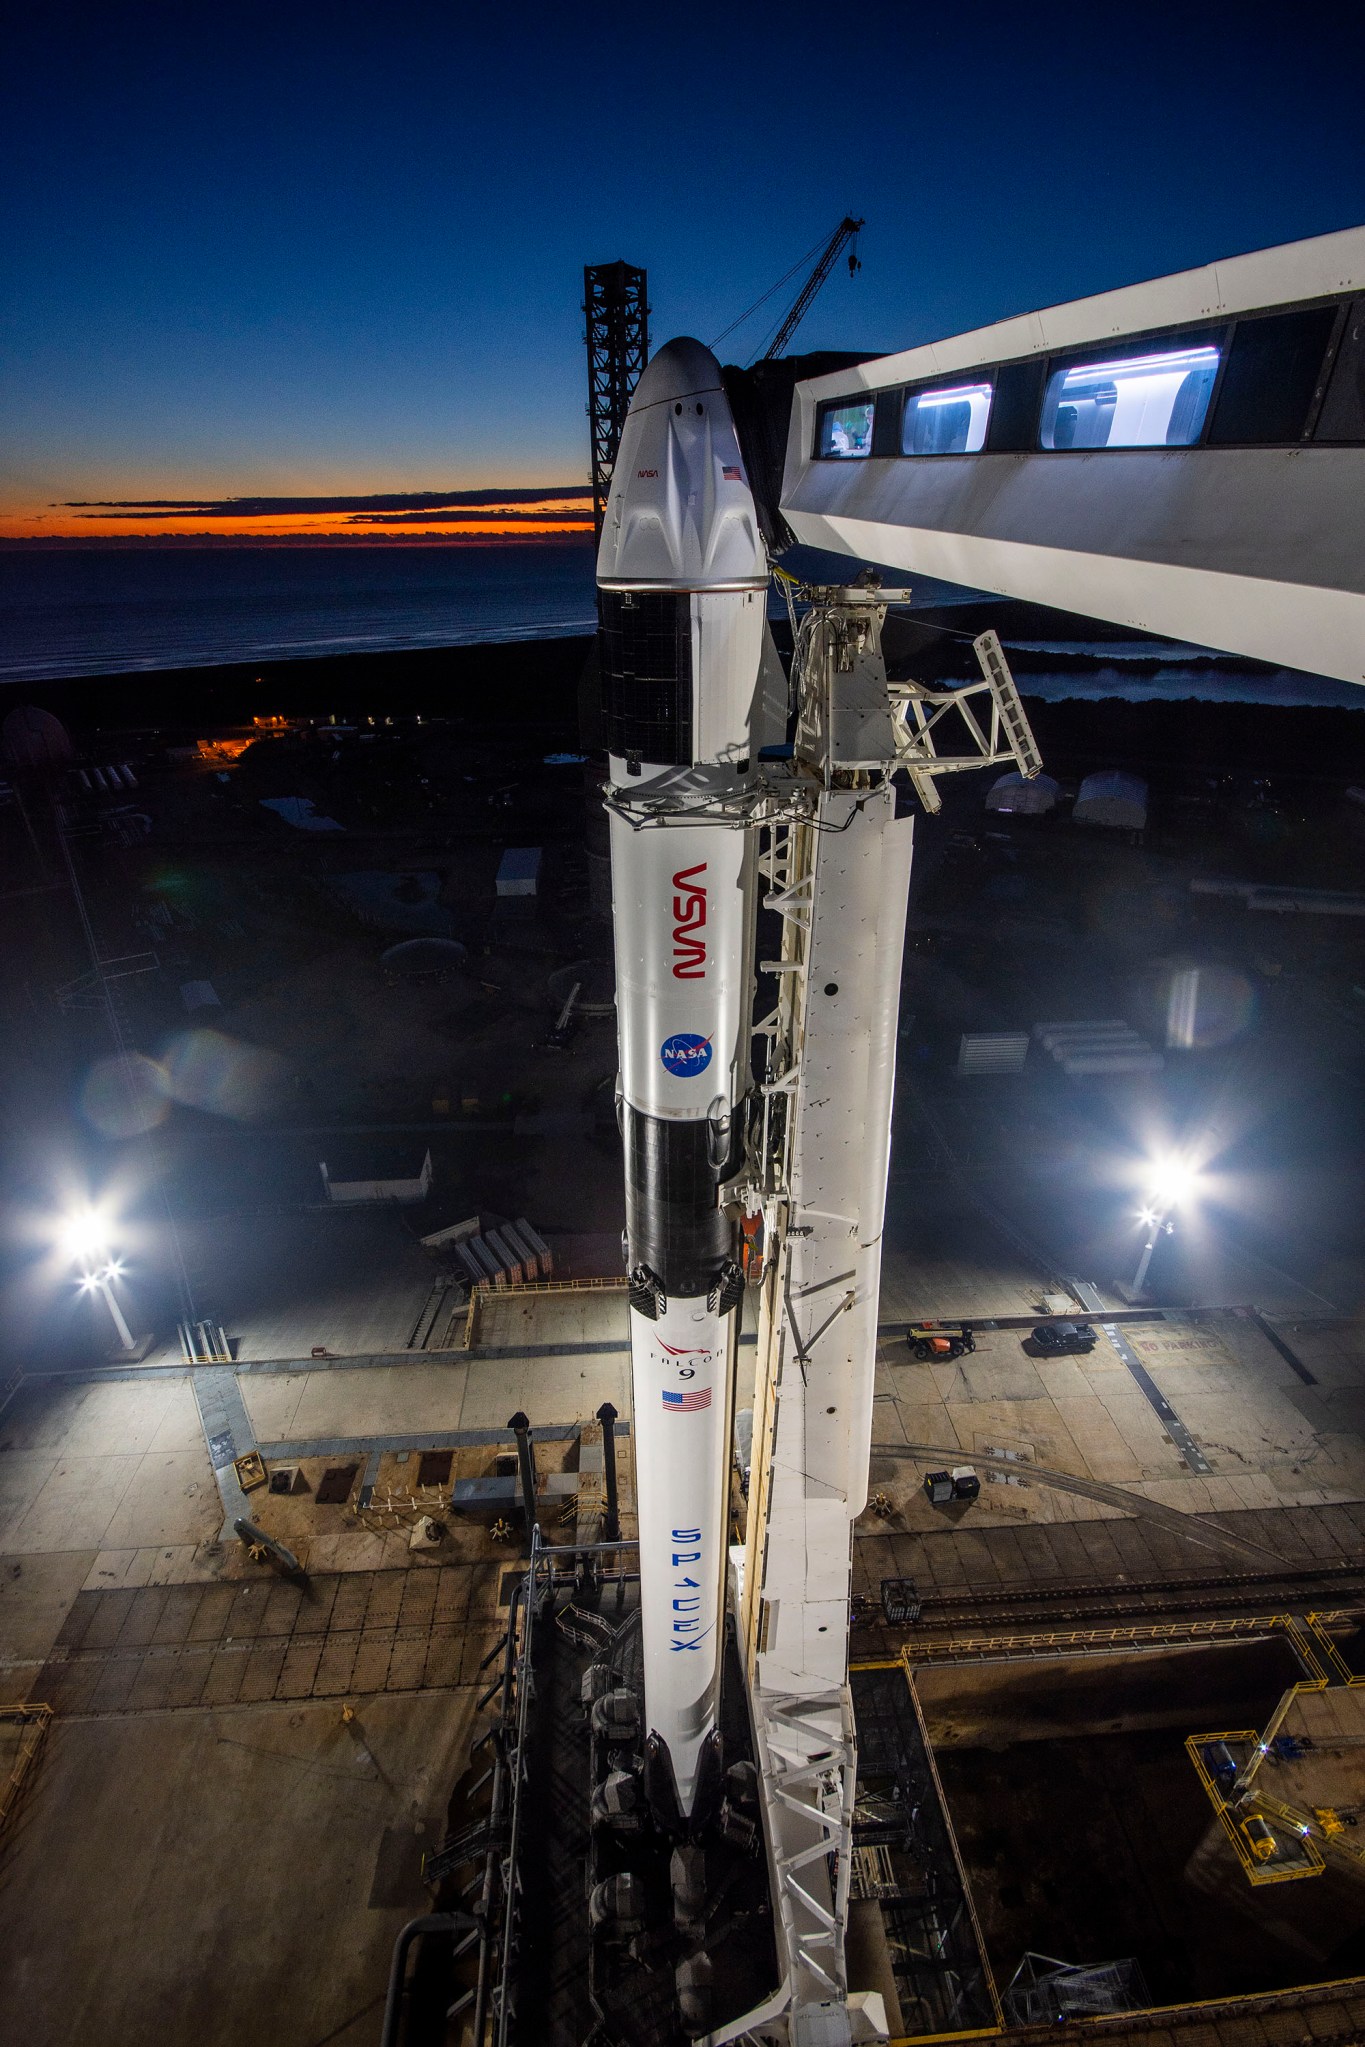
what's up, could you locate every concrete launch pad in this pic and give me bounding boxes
[6,1283,1365,2041]
[0,1689,477,2047]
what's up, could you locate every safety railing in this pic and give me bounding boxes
[462,1275,628,1347]
[900,1614,1309,1664]
[0,1704,52,1837]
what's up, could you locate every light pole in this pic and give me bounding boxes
[1129,1159,1196,1297]
[60,1206,148,1358]
[1131,1209,1173,1297]
[80,1261,136,1350]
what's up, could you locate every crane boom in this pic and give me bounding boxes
[762,215,863,361]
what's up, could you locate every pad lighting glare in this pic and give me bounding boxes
[59,1207,109,1264]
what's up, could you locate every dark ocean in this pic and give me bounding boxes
[1,543,1360,710]
[0,543,601,682]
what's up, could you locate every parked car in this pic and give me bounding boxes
[1029,1320,1097,1356]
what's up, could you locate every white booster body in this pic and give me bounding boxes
[609,813,753,1802]
[598,338,768,1809]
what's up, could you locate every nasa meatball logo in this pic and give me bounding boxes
[660,1032,712,1079]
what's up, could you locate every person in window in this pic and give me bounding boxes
[826,406,871,457]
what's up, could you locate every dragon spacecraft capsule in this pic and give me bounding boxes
[597,338,768,1811]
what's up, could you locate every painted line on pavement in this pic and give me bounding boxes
[1072,1279,1211,1476]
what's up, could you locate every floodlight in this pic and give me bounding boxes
[1130,1155,1200,1294]
[59,1207,109,1264]
[1146,1158,1198,1208]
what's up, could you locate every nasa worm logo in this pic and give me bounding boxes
[660,1033,713,1079]
[671,863,707,981]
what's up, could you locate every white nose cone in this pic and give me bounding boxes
[598,338,767,591]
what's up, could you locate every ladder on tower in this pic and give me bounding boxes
[582,261,649,536]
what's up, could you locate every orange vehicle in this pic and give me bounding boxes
[906,1321,976,1361]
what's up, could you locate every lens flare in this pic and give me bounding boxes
[159,1029,289,1121]
[1161,961,1256,1050]
[79,1054,168,1138]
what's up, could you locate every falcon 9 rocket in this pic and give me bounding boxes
[597,337,768,1811]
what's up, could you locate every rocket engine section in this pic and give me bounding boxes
[598,338,768,1811]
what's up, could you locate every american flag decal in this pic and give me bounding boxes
[722,465,743,481]
[662,1387,712,1413]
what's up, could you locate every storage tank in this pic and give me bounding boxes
[985,769,1059,816]
[1074,770,1148,834]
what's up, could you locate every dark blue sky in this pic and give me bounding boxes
[4,0,1363,531]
